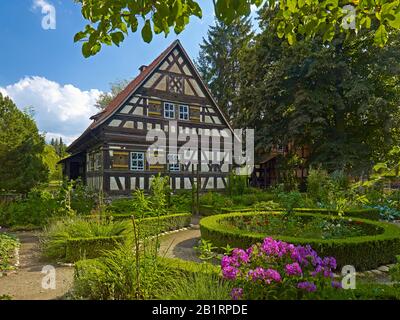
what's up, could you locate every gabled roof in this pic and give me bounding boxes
[67,39,233,153]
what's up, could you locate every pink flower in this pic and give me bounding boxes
[222,265,239,280]
[285,262,302,276]
[231,287,243,300]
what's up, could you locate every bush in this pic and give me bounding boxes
[42,213,192,262]
[307,167,330,203]
[200,192,233,208]
[0,233,20,271]
[0,190,58,227]
[200,211,400,270]
[41,218,129,261]
[65,236,126,262]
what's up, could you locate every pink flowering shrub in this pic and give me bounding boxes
[221,237,342,300]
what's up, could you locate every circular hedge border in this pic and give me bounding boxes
[200,211,400,271]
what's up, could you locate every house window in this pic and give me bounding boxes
[131,152,145,171]
[164,102,175,119]
[168,154,180,172]
[179,105,189,120]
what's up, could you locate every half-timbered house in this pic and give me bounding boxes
[61,40,235,197]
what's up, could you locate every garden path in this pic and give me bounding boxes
[158,227,202,263]
[0,231,74,300]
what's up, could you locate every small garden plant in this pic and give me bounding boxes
[0,233,20,272]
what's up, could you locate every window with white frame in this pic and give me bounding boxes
[179,105,189,120]
[168,154,180,172]
[164,102,175,119]
[130,152,145,171]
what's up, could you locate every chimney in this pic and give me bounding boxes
[139,65,147,73]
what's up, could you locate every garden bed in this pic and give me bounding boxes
[200,211,400,270]
[44,213,192,263]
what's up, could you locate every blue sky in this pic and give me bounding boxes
[0,1,256,144]
[0,0,216,91]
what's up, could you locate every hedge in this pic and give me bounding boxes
[217,207,380,220]
[57,213,192,262]
[65,236,125,262]
[200,211,400,271]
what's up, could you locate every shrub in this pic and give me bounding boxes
[42,213,192,262]
[0,233,20,271]
[227,172,248,196]
[0,189,58,227]
[41,218,129,261]
[277,191,304,215]
[221,237,340,300]
[200,212,400,270]
[200,192,233,208]
[307,167,330,203]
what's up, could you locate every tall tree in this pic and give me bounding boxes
[73,0,400,57]
[95,79,131,110]
[237,9,400,175]
[0,94,48,193]
[196,17,253,120]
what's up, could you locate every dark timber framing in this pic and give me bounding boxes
[62,40,234,197]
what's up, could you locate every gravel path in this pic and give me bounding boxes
[158,227,202,263]
[0,231,74,300]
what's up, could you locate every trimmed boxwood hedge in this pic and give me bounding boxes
[218,207,381,220]
[65,236,125,262]
[59,213,192,262]
[200,211,400,271]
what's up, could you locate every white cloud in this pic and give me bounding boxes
[0,76,102,145]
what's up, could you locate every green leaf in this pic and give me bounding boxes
[141,20,153,43]
[82,42,91,58]
[111,32,124,46]
[74,31,87,43]
[374,24,388,47]
[388,12,400,28]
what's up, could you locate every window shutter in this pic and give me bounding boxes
[190,106,201,122]
[148,100,162,117]
[111,151,129,169]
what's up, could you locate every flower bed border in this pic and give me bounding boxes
[200,211,400,271]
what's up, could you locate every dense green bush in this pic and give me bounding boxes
[0,180,98,227]
[0,190,58,227]
[0,233,20,271]
[65,236,126,262]
[42,213,191,262]
[41,218,129,261]
[200,212,400,270]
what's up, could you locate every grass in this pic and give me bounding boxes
[165,272,233,300]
